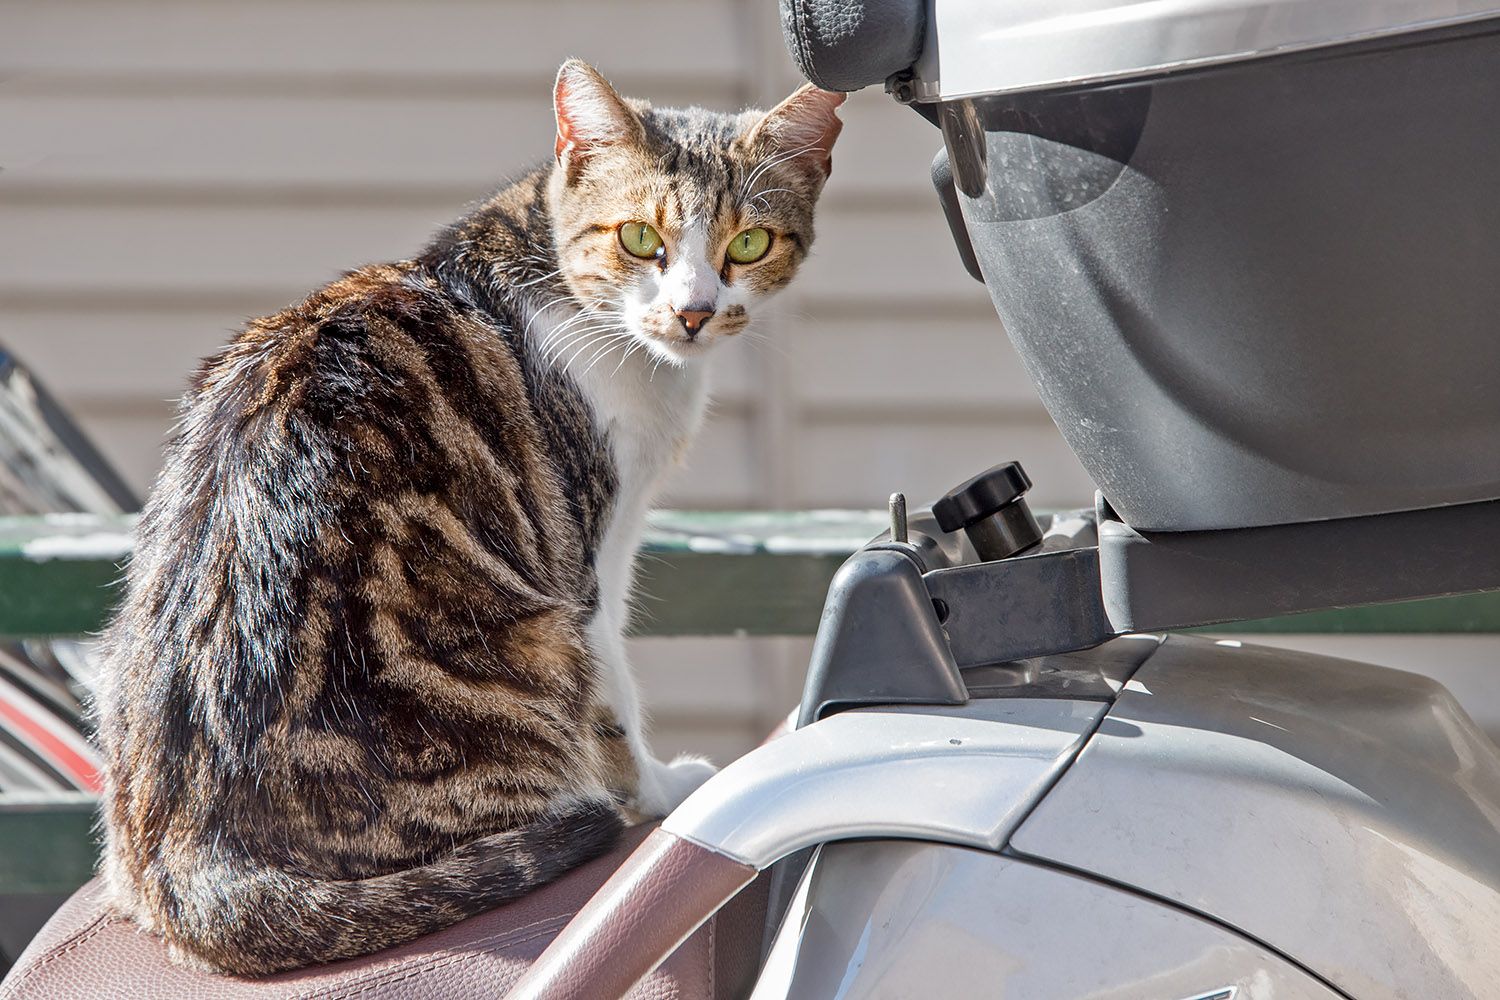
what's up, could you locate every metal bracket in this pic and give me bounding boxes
[927,547,1111,667]
[925,492,1500,667]
[796,547,967,728]
[1099,494,1500,632]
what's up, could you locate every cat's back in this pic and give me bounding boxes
[108,260,602,746]
[100,258,616,885]
[195,262,512,436]
[178,261,586,530]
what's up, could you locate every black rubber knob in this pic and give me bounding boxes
[933,462,1042,562]
[933,462,1031,532]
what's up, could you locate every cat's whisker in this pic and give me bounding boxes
[738,329,795,364]
[525,297,618,343]
[530,304,606,341]
[578,333,639,376]
[522,301,568,340]
[751,187,810,213]
[536,309,613,341]
[536,331,598,368]
[617,336,655,377]
[738,142,821,203]
[597,334,645,378]
[533,325,587,360]
[576,339,617,371]
[609,342,641,378]
[512,267,563,289]
[739,147,801,198]
[561,341,600,373]
[532,313,623,358]
[648,348,680,381]
[581,341,636,378]
[535,315,617,347]
[540,326,626,370]
[541,322,608,349]
[558,327,633,372]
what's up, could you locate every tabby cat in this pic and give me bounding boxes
[97,60,843,976]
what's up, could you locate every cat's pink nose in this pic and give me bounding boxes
[676,309,714,337]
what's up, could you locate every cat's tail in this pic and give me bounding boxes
[153,801,625,977]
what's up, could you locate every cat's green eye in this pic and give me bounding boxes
[726,227,771,264]
[619,222,664,259]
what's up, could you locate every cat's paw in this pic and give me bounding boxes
[635,754,719,818]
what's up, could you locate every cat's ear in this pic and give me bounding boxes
[746,85,846,181]
[554,60,644,182]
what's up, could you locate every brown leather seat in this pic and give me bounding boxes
[0,823,768,1000]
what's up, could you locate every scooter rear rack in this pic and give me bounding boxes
[801,461,1500,726]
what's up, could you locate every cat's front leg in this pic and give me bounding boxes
[589,632,718,819]
[597,716,717,821]
[600,693,719,820]
[633,751,719,819]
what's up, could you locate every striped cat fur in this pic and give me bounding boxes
[96,60,843,975]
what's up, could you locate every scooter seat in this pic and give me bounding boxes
[0,822,768,1000]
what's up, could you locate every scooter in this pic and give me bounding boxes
[8,1,1500,997]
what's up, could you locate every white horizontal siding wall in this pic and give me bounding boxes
[0,0,1089,515]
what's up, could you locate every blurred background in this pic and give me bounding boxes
[2,0,1496,763]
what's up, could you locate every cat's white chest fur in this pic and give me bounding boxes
[529,305,717,815]
[576,343,711,635]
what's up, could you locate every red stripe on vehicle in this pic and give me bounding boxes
[0,694,101,792]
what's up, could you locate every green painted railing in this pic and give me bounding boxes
[0,795,100,967]
[0,796,98,896]
[2,510,1499,638]
[0,510,895,640]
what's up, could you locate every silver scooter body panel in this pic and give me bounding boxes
[1014,636,1500,999]
[755,841,1341,1000]
[664,695,1115,866]
[752,636,1500,999]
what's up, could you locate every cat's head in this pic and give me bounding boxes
[547,60,843,365]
